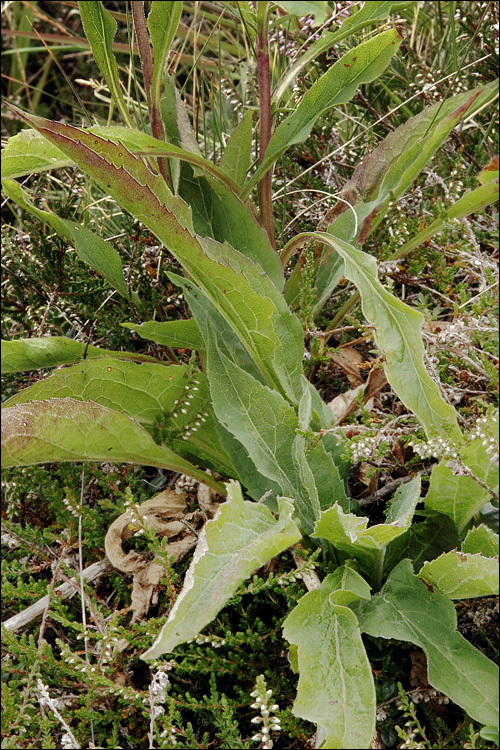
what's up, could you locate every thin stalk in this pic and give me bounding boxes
[256,2,276,250]
[132,1,172,190]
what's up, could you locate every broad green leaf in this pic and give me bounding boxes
[2,358,234,477]
[314,232,462,441]
[354,560,499,727]
[274,1,328,25]
[1,399,226,495]
[282,573,375,750]
[462,525,499,557]
[78,1,134,128]
[204,321,318,531]
[243,28,403,197]
[2,358,189,424]
[148,1,182,113]
[424,410,499,532]
[272,2,413,106]
[327,81,499,244]
[141,481,300,659]
[121,320,204,352]
[13,110,297,396]
[219,110,254,188]
[1,337,159,374]
[419,551,499,600]
[1,128,72,178]
[312,476,420,580]
[2,179,131,300]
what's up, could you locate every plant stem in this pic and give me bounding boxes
[256,2,276,250]
[132,1,172,190]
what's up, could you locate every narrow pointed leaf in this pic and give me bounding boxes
[243,28,403,197]
[1,399,226,494]
[326,81,498,244]
[219,110,254,188]
[419,550,499,599]
[353,560,499,727]
[121,320,204,352]
[148,1,182,112]
[142,481,300,659]
[78,1,134,127]
[282,574,375,749]
[1,337,158,374]
[273,2,413,106]
[11,110,297,396]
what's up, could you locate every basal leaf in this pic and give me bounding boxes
[141,481,300,659]
[282,573,375,749]
[243,28,403,197]
[2,358,234,476]
[353,559,499,727]
[1,337,159,374]
[419,550,499,599]
[424,410,499,532]
[478,155,499,184]
[219,110,254,188]
[1,399,226,494]
[2,179,131,300]
[121,320,204,352]
[314,232,462,441]
[383,511,459,575]
[78,1,134,128]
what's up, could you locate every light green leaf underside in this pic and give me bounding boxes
[353,559,499,728]
[2,178,130,299]
[1,399,225,494]
[1,337,159,374]
[282,572,375,749]
[142,481,300,659]
[121,320,204,352]
[419,551,499,600]
[315,233,461,441]
[424,410,499,531]
[1,128,74,178]
[244,28,403,196]
[462,525,499,557]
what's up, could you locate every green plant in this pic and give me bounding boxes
[2,2,498,748]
